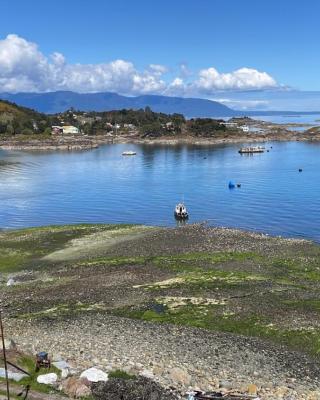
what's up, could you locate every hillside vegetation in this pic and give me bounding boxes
[0,100,231,138]
[0,100,52,135]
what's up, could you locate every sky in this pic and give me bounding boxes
[1,0,320,110]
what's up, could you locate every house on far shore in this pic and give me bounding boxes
[241,125,249,133]
[62,125,80,134]
[51,125,63,135]
[51,125,81,135]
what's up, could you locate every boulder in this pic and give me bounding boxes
[0,338,17,351]
[53,360,70,370]
[80,367,108,382]
[53,360,72,379]
[0,368,27,382]
[62,377,91,398]
[37,373,58,385]
[6,278,15,286]
[139,369,154,380]
[169,367,191,386]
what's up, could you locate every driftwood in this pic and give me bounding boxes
[188,391,259,400]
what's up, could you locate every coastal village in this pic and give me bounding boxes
[1,100,320,152]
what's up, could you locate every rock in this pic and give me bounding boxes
[53,360,72,379]
[247,383,258,395]
[53,360,70,370]
[0,368,28,382]
[61,368,71,379]
[62,377,92,398]
[37,372,58,385]
[6,278,15,286]
[219,380,234,390]
[140,369,154,379]
[0,338,17,351]
[307,391,320,400]
[80,367,108,382]
[169,367,191,386]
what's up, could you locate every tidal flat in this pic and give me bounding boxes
[2,223,320,397]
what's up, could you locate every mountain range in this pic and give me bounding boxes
[0,91,319,117]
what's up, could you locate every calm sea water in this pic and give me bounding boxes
[1,141,320,241]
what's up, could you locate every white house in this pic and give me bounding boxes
[241,125,249,133]
[62,125,80,134]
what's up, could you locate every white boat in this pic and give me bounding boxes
[238,146,265,154]
[174,203,189,219]
[122,151,136,156]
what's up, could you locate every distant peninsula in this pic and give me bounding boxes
[1,99,320,150]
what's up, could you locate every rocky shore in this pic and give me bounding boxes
[0,136,106,151]
[1,120,320,150]
[5,314,320,399]
[2,224,320,399]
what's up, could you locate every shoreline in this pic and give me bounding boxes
[2,223,320,399]
[1,126,320,151]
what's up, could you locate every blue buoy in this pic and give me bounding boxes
[228,181,235,189]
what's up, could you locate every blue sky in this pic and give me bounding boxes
[1,0,320,109]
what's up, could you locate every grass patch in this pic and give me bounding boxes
[0,354,61,395]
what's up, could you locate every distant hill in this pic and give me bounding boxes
[0,99,229,138]
[0,91,319,118]
[0,91,236,117]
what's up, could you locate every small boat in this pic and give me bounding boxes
[174,203,189,219]
[238,146,265,154]
[122,151,136,156]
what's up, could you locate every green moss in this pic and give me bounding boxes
[78,256,147,268]
[109,370,136,380]
[152,251,261,272]
[283,299,320,311]
[0,223,140,273]
[18,302,107,319]
[116,301,320,355]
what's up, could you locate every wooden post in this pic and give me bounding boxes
[0,310,10,400]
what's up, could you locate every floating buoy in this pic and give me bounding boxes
[299,168,302,172]
[228,181,235,189]
[236,183,241,188]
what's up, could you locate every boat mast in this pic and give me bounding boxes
[0,310,10,400]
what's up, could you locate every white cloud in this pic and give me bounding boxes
[194,67,277,92]
[213,98,270,110]
[0,34,279,95]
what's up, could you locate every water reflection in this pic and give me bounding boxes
[0,142,320,242]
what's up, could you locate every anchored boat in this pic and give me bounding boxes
[122,151,136,156]
[174,203,189,219]
[238,146,264,154]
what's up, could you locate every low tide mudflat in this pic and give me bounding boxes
[2,223,320,398]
